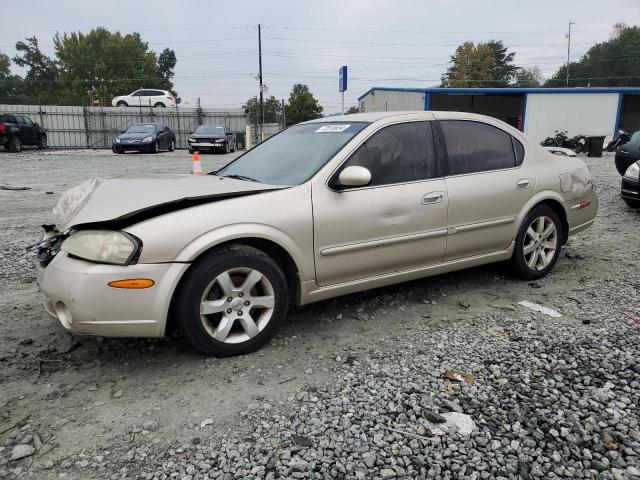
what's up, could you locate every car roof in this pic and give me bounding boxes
[301,112,426,124]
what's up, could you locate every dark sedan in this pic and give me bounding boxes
[621,160,640,208]
[187,125,236,154]
[113,123,176,154]
[614,131,640,175]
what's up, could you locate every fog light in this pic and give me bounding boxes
[108,279,155,289]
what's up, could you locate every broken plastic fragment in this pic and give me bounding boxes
[442,370,475,384]
[517,300,562,318]
[431,412,476,437]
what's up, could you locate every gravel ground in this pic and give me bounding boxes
[0,149,638,480]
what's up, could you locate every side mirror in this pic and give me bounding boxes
[34,122,40,127]
[338,166,371,188]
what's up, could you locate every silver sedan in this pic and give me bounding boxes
[36,112,598,356]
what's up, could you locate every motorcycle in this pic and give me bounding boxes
[541,130,586,154]
[605,129,631,152]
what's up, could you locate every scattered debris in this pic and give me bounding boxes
[518,300,562,318]
[1,185,31,191]
[431,412,477,437]
[11,444,36,460]
[458,301,471,309]
[277,376,298,385]
[582,319,592,325]
[496,330,509,337]
[528,282,542,289]
[291,435,313,447]
[625,311,640,326]
[382,426,430,442]
[200,418,213,429]
[111,389,123,398]
[488,302,517,312]
[442,369,475,384]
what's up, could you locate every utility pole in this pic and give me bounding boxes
[566,21,574,87]
[281,98,285,128]
[258,24,264,142]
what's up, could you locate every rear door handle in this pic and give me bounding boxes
[516,178,531,190]
[422,191,444,205]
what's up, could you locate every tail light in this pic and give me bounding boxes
[0,123,6,135]
[167,96,174,101]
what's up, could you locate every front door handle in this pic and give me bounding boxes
[422,191,444,205]
[516,178,532,190]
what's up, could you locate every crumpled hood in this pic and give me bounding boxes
[53,174,283,229]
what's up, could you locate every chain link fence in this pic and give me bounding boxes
[0,104,251,149]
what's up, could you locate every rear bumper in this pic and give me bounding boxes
[565,193,599,236]
[37,252,189,337]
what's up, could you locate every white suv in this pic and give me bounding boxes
[112,89,176,108]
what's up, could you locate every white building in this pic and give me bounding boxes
[358,87,640,142]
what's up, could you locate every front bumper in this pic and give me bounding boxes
[37,252,189,337]
[621,176,640,203]
[189,142,224,150]
[113,142,154,152]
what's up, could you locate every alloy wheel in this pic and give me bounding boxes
[523,216,558,271]
[199,267,275,344]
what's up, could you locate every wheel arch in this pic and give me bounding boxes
[165,232,304,335]
[517,193,569,245]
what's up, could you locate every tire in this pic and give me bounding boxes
[224,142,230,154]
[511,205,563,280]
[623,198,640,209]
[174,245,289,356]
[168,139,175,152]
[37,135,47,150]
[116,101,128,107]
[8,136,21,153]
[150,141,159,154]
[154,102,166,108]
[188,148,195,154]
[231,140,236,152]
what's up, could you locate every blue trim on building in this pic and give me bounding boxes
[521,93,527,132]
[614,93,624,135]
[424,93,430,111]
[357,86,640,102]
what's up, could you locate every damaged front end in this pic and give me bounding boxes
[30,227,70,266]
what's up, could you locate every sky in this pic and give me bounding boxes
[1,0,638,113]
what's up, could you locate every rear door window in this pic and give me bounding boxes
[341,121,437,186]
[439,120,517,175]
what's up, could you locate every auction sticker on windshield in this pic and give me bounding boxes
[315,124,351,133]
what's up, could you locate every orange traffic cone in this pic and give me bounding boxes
[192,151,203,175]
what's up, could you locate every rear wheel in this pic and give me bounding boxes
[511,205,563,280]
[8,137,21,153]
[168,139,175,152]
[174,245,289,356]
[154,102,166,108]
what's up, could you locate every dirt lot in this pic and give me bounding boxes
[0,149,638,480]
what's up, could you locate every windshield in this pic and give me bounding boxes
[196,125,225,135]
[629,131,640,146]
[126,124,156,134]
[217,122,368,186]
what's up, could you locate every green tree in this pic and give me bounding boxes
[514,66,543,87]
[485,40,519,87]
[440,42,493,87]
[345,106,359,114]
[243,95,283,124]
[12,36,59,103]
[156,48,179,101]
[53,28,168,105]
[0,51,27,104]
[441,40,518,87]
[284,84,323,125]
[545,24,640,87]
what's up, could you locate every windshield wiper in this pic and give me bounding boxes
[221,174,261,183]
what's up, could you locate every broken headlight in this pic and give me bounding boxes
[35,232,68,265]
[62,230,141,265]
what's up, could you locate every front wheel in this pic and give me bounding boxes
[150,141,159,154]
[623,198,640,209]
[116,101,128,107]
[37,136,47,150]
[511,205,563,280]
[174,245,289,356]
[8,137,21,153]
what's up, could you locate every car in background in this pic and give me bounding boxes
[112,89,176,108]
[0,114,47,152]
[112,123,176,154]
[621,160,640,208]
[188,125,236,154]
[615,131,640,176]
[37,111,598,357]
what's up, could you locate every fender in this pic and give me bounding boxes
[174,222,312,282]
[513,189,569,241]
